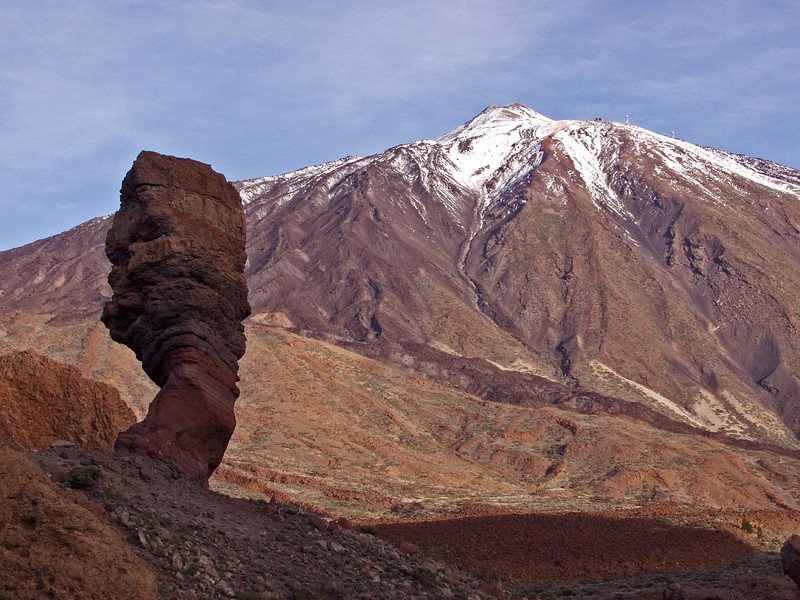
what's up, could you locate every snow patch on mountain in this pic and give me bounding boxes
[436,104,552,193]
[553,123,633,220]
[236,103,799,236]
[625,126,800,200]
[237,156,363,206]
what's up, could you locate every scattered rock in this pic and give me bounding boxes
[398,541,420,556]
[735,573,796,599]
[480,575,504,599]
[215,578,235,597]
[444,567,461,586]
[115,507,131,527]
[50,440,78,449]
[664,582,684,599]
[103,151,250,483]
[309,514,330,532]
[0,444,157,599]
[171,551,184,572]
[138,464,154,481]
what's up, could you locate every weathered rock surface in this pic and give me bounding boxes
[0,350,135,450]
[0,444,158,599]
[781,533,800,586]
[102,150,250,482]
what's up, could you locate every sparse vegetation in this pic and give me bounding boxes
[411,565,437,588]
[741,518,755,534]
[360,525,378,535]
[65,465,102,490]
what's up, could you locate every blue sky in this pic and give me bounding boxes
[1,0,798,250]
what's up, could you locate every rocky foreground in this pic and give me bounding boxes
[2,347,800,599]
[5,442,492,600]
[1,439,798,599]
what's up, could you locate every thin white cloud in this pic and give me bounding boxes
[0,0,798,249]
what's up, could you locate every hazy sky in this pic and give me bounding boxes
[1,1,798,250]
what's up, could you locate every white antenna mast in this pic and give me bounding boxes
[625,114,630,125]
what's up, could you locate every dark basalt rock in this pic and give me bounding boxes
[102,151,250,483]
[781,534,800,587]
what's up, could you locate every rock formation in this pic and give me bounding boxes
[102,150,250,483]
[0,350,135,450]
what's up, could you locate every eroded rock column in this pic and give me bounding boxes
[102,151,250,483]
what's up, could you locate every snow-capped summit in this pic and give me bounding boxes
[435,104,552,191]
[437,103,553,144]
[237,103,800,228]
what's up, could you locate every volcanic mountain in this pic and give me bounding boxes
[238,103,800,445]
[3,103,800,521]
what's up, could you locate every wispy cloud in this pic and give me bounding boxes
[1,0,798,249]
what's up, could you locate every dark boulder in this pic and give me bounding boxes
[781,534,800,587]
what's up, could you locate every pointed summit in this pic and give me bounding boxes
[437,103,552,145]
[435,104,551,190]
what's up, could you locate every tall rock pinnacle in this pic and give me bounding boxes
[102,151,250,483]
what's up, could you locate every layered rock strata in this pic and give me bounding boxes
[102,151,250,482]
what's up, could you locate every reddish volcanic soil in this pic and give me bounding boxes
[378,513,756,584]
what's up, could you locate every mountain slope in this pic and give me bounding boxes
[2,103,800,521]
[234,103,800,446]
[219,323,800,520]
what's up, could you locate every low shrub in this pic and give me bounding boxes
[411,566,437,588]
[741,519,755,534]
[66,465,103,490]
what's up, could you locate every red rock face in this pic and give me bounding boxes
[102,151,250,483]
[0,350,135,450]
